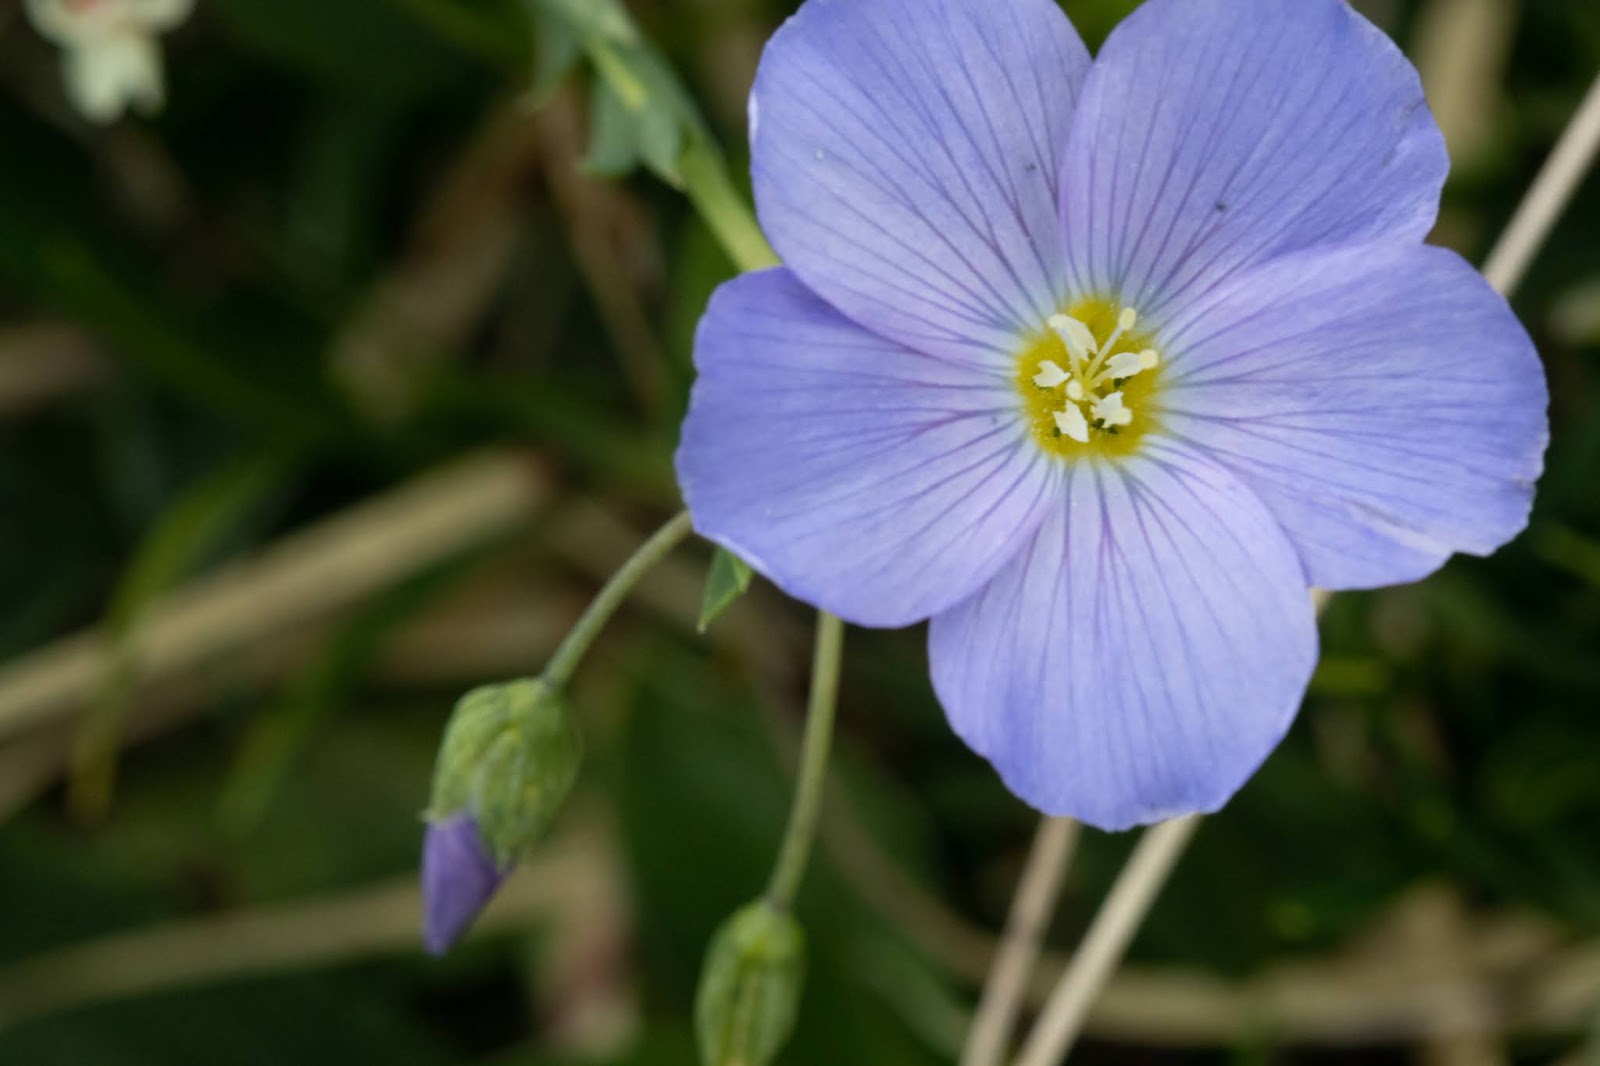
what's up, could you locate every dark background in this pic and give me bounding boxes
[2,0,1599,1062]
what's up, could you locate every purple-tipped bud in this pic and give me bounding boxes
[422,680,582,955]
[421,813,509,956]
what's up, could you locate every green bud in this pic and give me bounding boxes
[695,901,806,1066]
[428,678,582,867]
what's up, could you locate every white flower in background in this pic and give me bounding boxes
[24,0,194,124]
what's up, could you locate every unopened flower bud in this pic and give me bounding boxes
[421,813,507,956]
[421,678,582,953]
[694,901,805,1066]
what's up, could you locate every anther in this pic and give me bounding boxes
[1101,351,1147,382]
[1047,314,1098,364]
[1053,404,1090,444]
[1032,360,1069,389]
[1090,392,1133,428]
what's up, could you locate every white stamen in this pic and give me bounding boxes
[1102,351,1146,381]
[1032,360,1069,388]
[1098,307,1139,357]
[1047,314,1098,363]
[1091,392,1133,428]
[1028,304,1162,447]
[1053,403,1090,444]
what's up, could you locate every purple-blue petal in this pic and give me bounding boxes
[1058,0,1447,324]
[750,0,1090,365]
[1158,242,1547,590]
[421,813,508,957]
[676,268,1060,628]
[929,446,1317,831]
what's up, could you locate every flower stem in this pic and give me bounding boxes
[765,611,845,910]
[542,510,695,689]
[679,140,779,275]
[1011,816,1201,1066]
[960,817,1080,1066]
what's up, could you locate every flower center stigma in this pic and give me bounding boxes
[1015,297,1162,459]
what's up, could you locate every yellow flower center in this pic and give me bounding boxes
[1015,296,1163,460]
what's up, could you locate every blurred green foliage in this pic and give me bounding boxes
[1,0,1600,1063]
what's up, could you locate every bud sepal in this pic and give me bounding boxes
[427,677,583,868]
[694,900,806,1066]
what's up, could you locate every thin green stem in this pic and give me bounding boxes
[588,38,650,110]
[765,611,845,909]
[679,140,779,275]
[543,510,694,688]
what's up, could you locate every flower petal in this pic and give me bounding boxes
[1160,243,1547,590]
[677,269,1060,628]
[751,0,1090,365]
[929,447,1316,830]
[1059,0,1447,322]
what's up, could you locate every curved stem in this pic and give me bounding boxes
[680,141,779,275]
[961,817,1080,1066]
[542,510,694,688]
[1012,816,1201,1066]
[766,611,845,909]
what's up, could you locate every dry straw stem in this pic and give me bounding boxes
[10,807,1600,1048]
[1012,816,1201,1066]
[0,822,623,1031]
[0,497,798,823]
[1413,0,1516,169]
[0,451,552,743]
[1481,70,1600,296]
[0,323,102,416]
[960,817,1081,1066]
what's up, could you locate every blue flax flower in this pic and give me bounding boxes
[676,0,1548,829]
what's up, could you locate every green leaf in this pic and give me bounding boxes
[699,548,754,633]
[534,0,710,186]
[582,76,645,178]
[527,16,582,106]
[535,0,638,46]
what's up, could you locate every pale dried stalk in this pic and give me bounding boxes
[0,451,550,742]
[1482,70,1600,296]
[960,817,1080,1066]
[0,824,620,1030]
[1013,817,1201,1066]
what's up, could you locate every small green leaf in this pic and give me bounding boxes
[699,548,754,633]
[582,76,645,178]
[695,901,805,1066]
[533,0,709,187]
[526,17,582,106]
[536,0,638,46]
